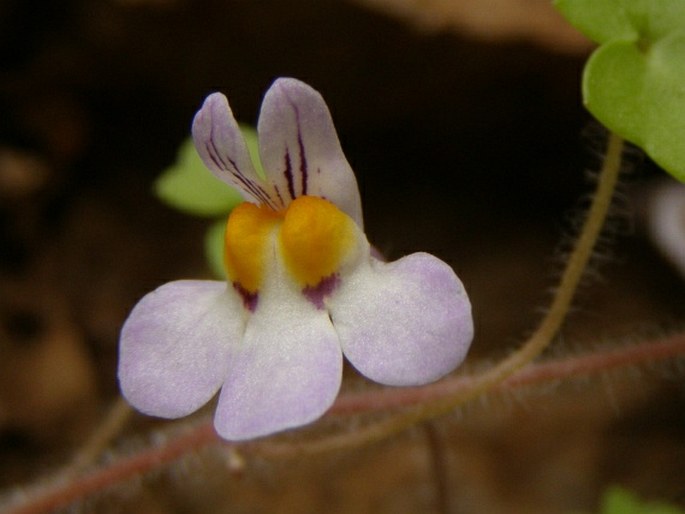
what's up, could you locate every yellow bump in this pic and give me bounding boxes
[224,202,282,293]
[279,196,357,286]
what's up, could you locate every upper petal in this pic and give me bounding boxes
[214,268,343,441]
[192,92,277,208]
[118,280,245,418]
[330,253,473,386]
[257,78,363,227]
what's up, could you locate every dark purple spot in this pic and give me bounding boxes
[233,283,258,312]
[303,274,339,310]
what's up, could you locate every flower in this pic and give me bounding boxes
[648,179,685,279]
[118,78,474,441]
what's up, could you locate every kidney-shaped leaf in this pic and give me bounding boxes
[555,0,685,182]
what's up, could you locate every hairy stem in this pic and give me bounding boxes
[4,424,219,514]
[66,397,133,476]
[332,332,685,415]
[479,132,624,387]
[6,331,685,514]
[423,422,451,514]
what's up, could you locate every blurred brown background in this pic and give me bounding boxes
[1,1,685,513]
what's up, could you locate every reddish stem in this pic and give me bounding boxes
[4,424,219,514]
[4,334,685,514]
[332,333,685,414]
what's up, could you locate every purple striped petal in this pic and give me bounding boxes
[118,280,244,418]
[257,78,364,227]
[214,280,343,440]
[192,92,277,208]
[330,253,473,386]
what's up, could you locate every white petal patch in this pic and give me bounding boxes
[118,280,245,418]
[214,262,343,441]
[257,78,364,227]
[331,253,473,386]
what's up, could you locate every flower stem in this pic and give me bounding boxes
[65,397,133,476]
[445,132,625,401]
[331,332,685,415]
[5,330,685,514]
[423,422,451,514]
[3,424,219,514]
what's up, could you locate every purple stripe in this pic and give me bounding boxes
[297,128,308,195]
[207,140,230,171]
[273,184,284,206]
[283,149,296,199]
[205,140,277,209]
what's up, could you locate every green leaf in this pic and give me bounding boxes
[555,0,637,43]
[154,138,242,216]
[154,122,265,217]
[204,218,227,279]
[554,0,685,182]
[600,486,685,514]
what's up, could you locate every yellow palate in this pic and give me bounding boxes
[224,202,281,293]
[224,196,357,293]
[279,196,356,287]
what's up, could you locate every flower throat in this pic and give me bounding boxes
[224,196,357,298]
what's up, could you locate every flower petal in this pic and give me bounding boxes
[648,180,685,279]
[330,253,473,386]
[257,78,363,227]
[118,280,244,418]
[192,92,277,208]
[214,280,343,440]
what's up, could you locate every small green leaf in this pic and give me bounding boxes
[600,486,685,514]
[204,218,227,279]
[554,0,685,182]
[555,0,637,43]
[155,138,243,216]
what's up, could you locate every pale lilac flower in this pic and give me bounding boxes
[118,78,473,441]
[648,180,685,279]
